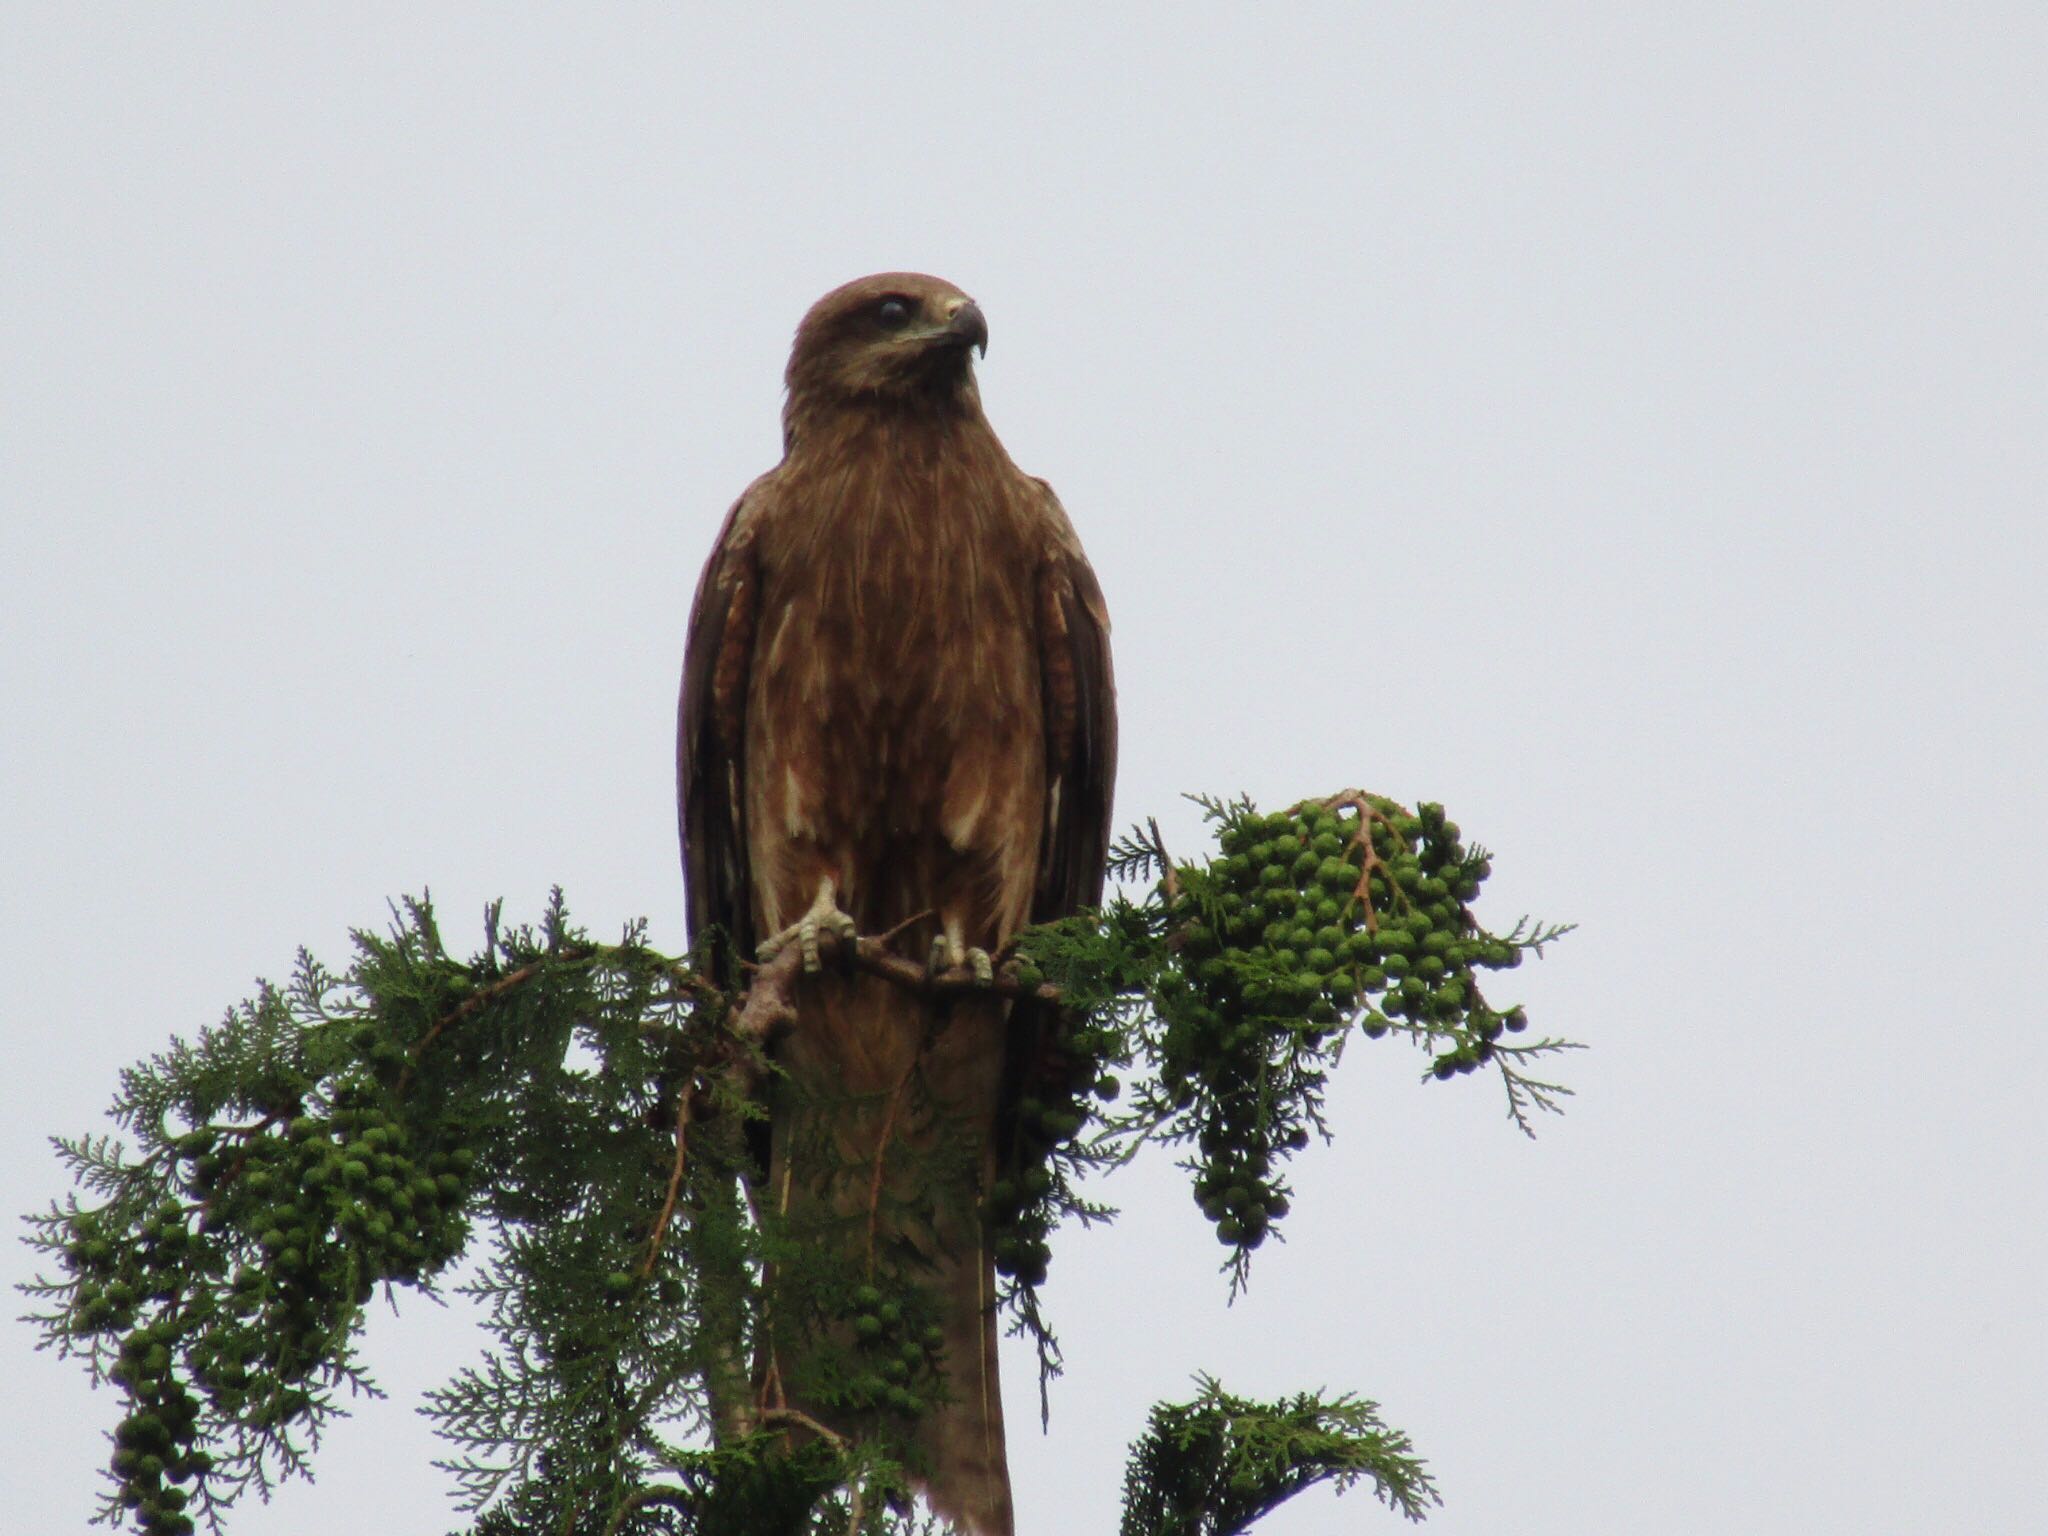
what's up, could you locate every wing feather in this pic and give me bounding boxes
[1032,487,1117,921]
[678,486,766,981]
[1000,484,1118,1181]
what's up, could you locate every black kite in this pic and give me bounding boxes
[678,273,1116,1534]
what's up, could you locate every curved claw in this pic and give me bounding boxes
[927,934,996,987]
[758,880,858,974]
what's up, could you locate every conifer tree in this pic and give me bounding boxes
[23,790,1575,1534]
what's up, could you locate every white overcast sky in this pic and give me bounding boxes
[4,6,2043,1534]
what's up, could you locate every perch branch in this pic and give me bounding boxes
[732,932,1063,1048]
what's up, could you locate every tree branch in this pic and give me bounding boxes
[637,1087,695,1278]
[733,932,1062,1050]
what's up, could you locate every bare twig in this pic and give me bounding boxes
[759,1406,848,1450]
[848,934,1062,1003]
[637,1087,696,1278]
[400,944,721,1094]
[873,906,937,948]
[398,955,574,1093]
[602,1484,694,1536]
[1317,789,1413,935]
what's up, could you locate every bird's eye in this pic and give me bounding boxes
[875,297,914,329]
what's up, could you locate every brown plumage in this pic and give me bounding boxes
[677,273,1115,1534]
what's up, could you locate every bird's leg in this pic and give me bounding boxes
[758,878,858,973]
[927,918,995,986]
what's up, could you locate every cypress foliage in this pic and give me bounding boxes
[22,791,1576,1534]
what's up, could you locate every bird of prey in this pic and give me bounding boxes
[678,273,1116,1534]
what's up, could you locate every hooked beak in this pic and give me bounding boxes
[942,299,988,358]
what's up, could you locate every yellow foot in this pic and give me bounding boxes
[758,879,859,973]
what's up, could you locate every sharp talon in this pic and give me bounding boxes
[924,932,993,986]
[760,880,856,977]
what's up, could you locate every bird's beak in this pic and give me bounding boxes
[943,300,989,358]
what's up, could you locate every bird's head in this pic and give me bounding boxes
[783,273,988,427]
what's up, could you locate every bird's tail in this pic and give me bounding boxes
[764,971,1014,1536]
